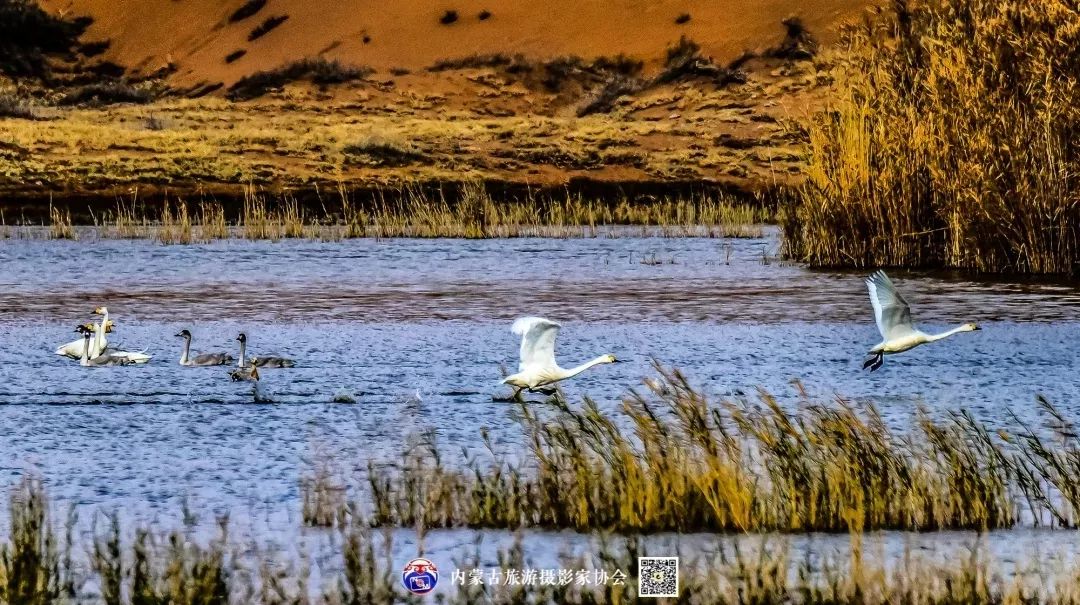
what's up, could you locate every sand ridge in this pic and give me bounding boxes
[38,0,867,87]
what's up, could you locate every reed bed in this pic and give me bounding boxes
[39,184,769,242]
[363,365,1080,534]
[47,205,74,241]
[783,0,1080,275]
[5,476,1080,603]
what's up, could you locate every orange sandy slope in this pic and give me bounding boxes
[39,0,869,87]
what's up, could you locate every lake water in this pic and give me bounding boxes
[0,229,1078,558]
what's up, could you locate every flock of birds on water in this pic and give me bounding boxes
[56,271,981,400]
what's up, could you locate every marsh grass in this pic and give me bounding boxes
[351,184,767,239]
[157,200,193,245]
[197,202,228,241]
[49,184,767,242]
[47,204,74,240]
[301,461,348,528]
[7,462,1080,602]
[362,364,1080,534]
[4,478,1080,603]
[785,0,1080,275]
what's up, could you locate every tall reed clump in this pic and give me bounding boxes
[47,204,75,240]
[365,364,1080,533]
[240,189,318,240]
[10,472,1080,602]
[784,0,1080,275]
[355,184,767,238]
[0,477,68,605]
[157,199,193,245]
[109,201,149,239]
[197,202,228,241]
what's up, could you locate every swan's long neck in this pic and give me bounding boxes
[237,340,246,368]
[94,310,109,355]
[80,334,91,366]
[180,336,191,365]
[557,356,611,380]
[924,325,972,343]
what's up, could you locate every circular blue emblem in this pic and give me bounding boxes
[401,558,438,595]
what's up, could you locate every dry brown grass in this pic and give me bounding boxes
[43,184,768,241]
[157,199,193,244]
[5,446,1080,603]
[47,203,74,240]
[785,0,1080,275]
[0,61,817,204]
[363,365,1080,534]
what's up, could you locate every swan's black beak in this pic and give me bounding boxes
[974,325,982,331]
[175,332,184,337]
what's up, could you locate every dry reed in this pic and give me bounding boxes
[362,364,1080,534]
[785,0,1080,275]
[47,204,74,240]
[62,183,768,241]
[4,476,1080,603]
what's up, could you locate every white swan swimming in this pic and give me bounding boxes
[75,326,134,367]
[56,305,113,358]
[864,270,981,371]
[236,333,296,368]
[176,329,235,366]
[502,316,618,399]
[56,320,112,358]
[92,307,151,364]
[229,333,260,381]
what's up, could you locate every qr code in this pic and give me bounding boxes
[638,557,678,598]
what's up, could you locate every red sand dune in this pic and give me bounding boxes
[39,0,869,86]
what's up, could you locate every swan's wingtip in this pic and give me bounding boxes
[511,316,559,335]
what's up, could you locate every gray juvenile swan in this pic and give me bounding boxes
[176,329,234,366]
[863,270,981,371]
[501,316,619,400]
[236,333,296,368]
[75,326,134,367]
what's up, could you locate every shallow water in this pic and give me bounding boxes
[1,230,1079,546]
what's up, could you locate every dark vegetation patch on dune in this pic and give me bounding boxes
[228,0,267,23]
[226,57,372,100]
[59,81,155,106]
[342,138,428,167]
[0,92,37,119]
[0,0,91,79]
[439,9,459,25]
[248,14,288,41]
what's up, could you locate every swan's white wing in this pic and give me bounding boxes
[109,351,151,364]
[511,316,560,370]
[56,338,84,358]
[866,271,915,340]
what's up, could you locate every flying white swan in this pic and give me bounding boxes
[236,333,296,368]
[75,326,134,367]
[229,333,260,381]
[863,270,980,371]
[176,329,234,366]
[501,316,618,399]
